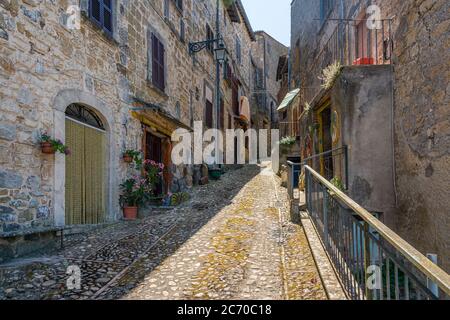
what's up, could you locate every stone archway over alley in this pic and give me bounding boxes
[0,165,326,300]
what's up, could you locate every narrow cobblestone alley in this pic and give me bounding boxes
[0,165,326,300]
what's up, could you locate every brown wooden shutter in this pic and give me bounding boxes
[152,34,159,88]
[232,80,239,115]
[205,100,213,128]
[159,41,165,91]
[152,35,165,91]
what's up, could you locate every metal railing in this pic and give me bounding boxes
[308,19,393,101]
[285,146,348,201]
[302,146,348,189]
[305,165,450,300]
[287,160,301,200]
[315,19,393,70]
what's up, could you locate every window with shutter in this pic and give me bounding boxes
[103,0,113,33]
[232,81,239,115]
[205,100,213,128]
[236,38,241,64]
[91,0,101,24]
[89,0,113,35]
[151,34,165,91]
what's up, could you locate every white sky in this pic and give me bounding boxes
[241,0,291,47]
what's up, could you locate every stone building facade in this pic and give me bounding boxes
[250,31,288,130]
[0,0,256,260]
[290,0,449,272]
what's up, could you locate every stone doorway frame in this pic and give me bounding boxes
[52,89,118,226]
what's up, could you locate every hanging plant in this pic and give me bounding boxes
[38,132,71,155]
[319,61,343,90]
[304,102,312,116]
[280,136,296,146]
[123,149,142,167]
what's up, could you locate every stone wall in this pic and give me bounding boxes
[0,0,256,239]
[251,31,288,128]
[290,0,450,271]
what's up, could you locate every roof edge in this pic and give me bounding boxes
[235,0,256,41]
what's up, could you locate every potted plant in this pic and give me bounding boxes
[119,176,152,220]
[123,149,141,164]
[143,159,164,191]
[38,132,71,155]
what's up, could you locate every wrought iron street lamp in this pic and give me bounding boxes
[214,39,228,63]
[188,0,225,166]
[188,37,228,63]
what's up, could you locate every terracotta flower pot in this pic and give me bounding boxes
[123,206,138,220]
[41,142,55,154]
[123,154,133,163]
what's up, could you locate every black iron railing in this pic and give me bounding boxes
[305,165,450,300]
[315,19,393,70]
[302,146,348,189]
[309,19,393,98]
[285,146,348,201]
[286,160,301,200]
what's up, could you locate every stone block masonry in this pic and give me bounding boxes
[0,0,260,261]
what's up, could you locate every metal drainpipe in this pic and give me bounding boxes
[261,35,267,131]
[339,0,345,63]
[287,47,292,91]
[214,0,220,165]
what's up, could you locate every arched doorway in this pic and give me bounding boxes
[65,104,107,225]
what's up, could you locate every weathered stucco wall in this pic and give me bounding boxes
[332,65,396,222]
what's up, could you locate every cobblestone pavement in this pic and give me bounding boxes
[0,165,326,300]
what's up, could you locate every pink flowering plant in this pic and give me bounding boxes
[39,131,71,155]
[119,176,152,208]
[143,160,164,190]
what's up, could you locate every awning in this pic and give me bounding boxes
[277,88,300,112]
[239,96,251,123]
[130,98,192,137]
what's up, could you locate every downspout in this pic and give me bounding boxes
[262,35,267,131]
[287,47,292,90]
[215,0,220,165]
